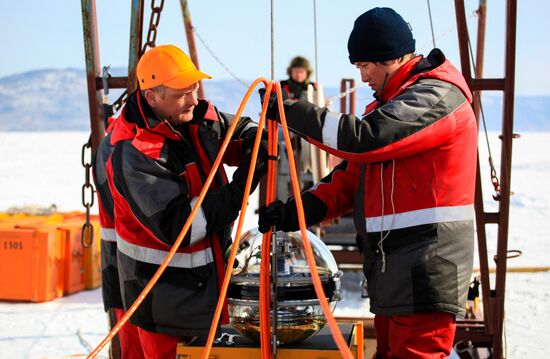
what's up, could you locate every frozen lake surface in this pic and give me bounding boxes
[0,131,548,358]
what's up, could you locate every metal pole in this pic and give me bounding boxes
[313,0,319,85]
[81,0,105,152]
[340,80,346,113]
[471,0,494,335]
[180,0,205,99]
[454,0,473,86]
[259,0,276,238]
[493,0,517,357]
[339,79,356,115]
[426,0,436,48]
[473,0,487,119]
[455,0,494,335]
[270,2,276,355]
[474,156,494,333]
[270,0,275,80]
[454,0,500,349]
[82,3,114,354]
[128,0,144,93]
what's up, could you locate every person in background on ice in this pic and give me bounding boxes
[106,44,267,358]
[280,56,317,101]
[277,56,320,199]
[93,113,139,359]
[259,7,477,359]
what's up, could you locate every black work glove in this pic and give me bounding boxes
[258,88,289,121]
[258,200,297,233]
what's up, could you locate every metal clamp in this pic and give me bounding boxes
[213,333,237,347]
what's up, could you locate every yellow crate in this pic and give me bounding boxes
[176,323,364,359]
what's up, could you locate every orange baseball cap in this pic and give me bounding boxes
[137,44,212,90]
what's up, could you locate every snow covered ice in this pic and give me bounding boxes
[0,131,548,358]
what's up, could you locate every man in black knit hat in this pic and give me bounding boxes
[260,7,477,358]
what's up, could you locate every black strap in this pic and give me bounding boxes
[103,103,114,129]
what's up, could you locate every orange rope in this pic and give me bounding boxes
[275,83,354,359]
[86,77,269,359]
[202,79,273,359]
[259,110,279,358]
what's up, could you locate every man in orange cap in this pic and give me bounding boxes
[103,44,267,358]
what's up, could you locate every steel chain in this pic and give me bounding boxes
[81,137,95,248]
[142,0,165,53]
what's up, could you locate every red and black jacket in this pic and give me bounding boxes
[106,91,258,337]
[281,49,478,317]
[93,116,136,311]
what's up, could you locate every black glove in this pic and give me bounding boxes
[258,87,288,121]
[258,192,329,234]
[258,200,297,233]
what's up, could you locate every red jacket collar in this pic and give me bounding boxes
[386,53,473,104]
[377,56,422,103]
[109,115,136,145]
[364,51,473,115]
[133,92,219,141]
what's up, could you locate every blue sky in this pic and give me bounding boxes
[1,0,548,95]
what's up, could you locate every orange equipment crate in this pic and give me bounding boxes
[57,220,102,291]
[58,223,86,294]
[0,212,102,301]
[51,211,102,290]
[0,227,64,302]
[83,227,102,290]
[18,220,102,294]
[14,222,86,294]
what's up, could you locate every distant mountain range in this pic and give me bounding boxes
[0,68,548,131]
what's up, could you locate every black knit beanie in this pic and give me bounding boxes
[348,7,415,63]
